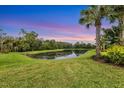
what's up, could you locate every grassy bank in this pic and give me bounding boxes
[0,49,124,88]
[22,49,64,54]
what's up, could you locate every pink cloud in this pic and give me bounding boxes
[40,34,95,42]
[1,19,96,42]
[2,19,95,35]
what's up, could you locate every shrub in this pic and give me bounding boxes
[101,45,124,65]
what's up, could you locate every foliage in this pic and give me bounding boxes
[0,29,95,53]
[79,6,109,57]
[79,5,124,57]
[73,41,95,49]
[106,6,124,45]
[101,45,124,64]
[100,26,121,51]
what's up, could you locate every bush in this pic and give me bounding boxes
[101,45,124,65]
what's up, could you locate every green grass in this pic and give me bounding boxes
[22,49,64,54]
[0,49,124,88]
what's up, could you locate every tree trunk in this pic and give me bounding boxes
[0,43,2,52]
[96,25,101,58]
[122,30,124,45]
[122,16,124,45]
[119,16,124,46]
[0,40,3,52]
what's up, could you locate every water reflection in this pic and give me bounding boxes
[27,50,87,60]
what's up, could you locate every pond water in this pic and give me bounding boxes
[27,50,88,60]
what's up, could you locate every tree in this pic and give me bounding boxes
[0,29,7,52]
[101,26,120,51]
[113,6,124,45]
[19,29,38,51]
[106,6,124,45]
[74,42,80,48]
[3,36,15,52]
[79,6,107,57]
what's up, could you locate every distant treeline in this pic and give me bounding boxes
[0,29,95,53]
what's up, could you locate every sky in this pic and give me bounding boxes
[0,5,117,43]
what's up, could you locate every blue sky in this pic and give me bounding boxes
[0,5,116,43]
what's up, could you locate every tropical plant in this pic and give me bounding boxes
[105,6,124,45]
[101,45,124,64]
[79,6,107,57]
[101,26,121,51]
[113,6,124,45]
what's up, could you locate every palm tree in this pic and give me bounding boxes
[79,6,106,57]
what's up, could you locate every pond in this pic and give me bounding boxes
[27,50,88,60]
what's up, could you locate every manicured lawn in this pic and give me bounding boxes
[0,49,124,88]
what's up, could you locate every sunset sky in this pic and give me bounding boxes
[0,5,117,43]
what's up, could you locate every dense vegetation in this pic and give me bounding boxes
[0,29,95,53]
[101,45,124,64]
[80,5,124,64]
[0,29,71,52]
[101,26,121,50]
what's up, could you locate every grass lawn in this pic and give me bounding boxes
[0,49,124,88]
